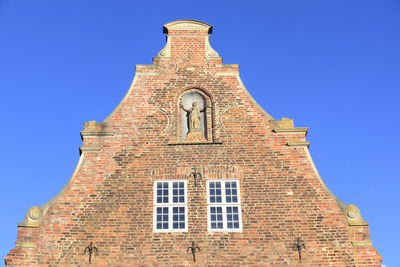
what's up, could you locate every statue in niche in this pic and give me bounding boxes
[183,102,204,132]
[181,92,207,142]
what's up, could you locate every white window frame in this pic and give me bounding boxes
[207,179,242,232]
[153,180,188,232]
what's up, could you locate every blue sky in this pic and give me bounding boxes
[1,1,399,266]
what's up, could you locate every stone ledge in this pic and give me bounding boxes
[79,146,102,155]
[287,141,310,147]
[214,64,239,68]
[352,241,372,247]
[80,131,115,138]
[273,127,308,135]
[15,242,37,248]
[168,142,223,146]
[18,222,39,228]
[215,72,237,76]
[136,72,159,76]
[349,221,369,226]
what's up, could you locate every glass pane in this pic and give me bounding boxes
[156,182,169,203]
[225,181,238,203]
[209,182,222,203]
[210,206,223,229]
[156,207,169,229]
[173,182,185,203]
[172,206,185,229]
[226,206,240,229]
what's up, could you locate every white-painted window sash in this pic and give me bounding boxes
[153,180,188,232]
[207,180,242,232]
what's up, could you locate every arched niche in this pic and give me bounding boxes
[180,90,210,142]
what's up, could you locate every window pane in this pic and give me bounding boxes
[156,207,169,229]
[225,181,238,203]
[210,206,223,229]
[173,182,185,203]
[209,182,222,203]
[226,206,240,229]
[172,207,185,229]
[157,182,169,203]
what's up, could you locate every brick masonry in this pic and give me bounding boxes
[5,20,382,266]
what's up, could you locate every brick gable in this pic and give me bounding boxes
[5,20,382,266]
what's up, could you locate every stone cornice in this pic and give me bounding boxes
[273,127,308,135]
[352,241,372,247]
[287,141,310,147]
[79,146,102,155]
[349,221,369,226]
[80,131,115,138]
[18,222,39,228]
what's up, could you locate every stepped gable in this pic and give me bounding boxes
[5,20,382,266]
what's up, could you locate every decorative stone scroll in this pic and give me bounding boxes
[19,206,43,228]
[156,36,171,58]
[205,36,219,59]
[346,204,367,225]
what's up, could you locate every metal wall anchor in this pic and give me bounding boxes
[84,242,98,263]
[189,168,202,186]
[187,241,200,262]
[293,239,306,261]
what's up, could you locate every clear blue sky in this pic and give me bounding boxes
[1,1,399,266]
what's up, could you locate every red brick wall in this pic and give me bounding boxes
[5,20,381,266]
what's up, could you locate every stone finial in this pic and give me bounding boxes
[346,204,366,225]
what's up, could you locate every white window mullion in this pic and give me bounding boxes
[168,183,172,230]
[207,179,242,232]
[223,206,227,230]
[168,206,172,231]
[221,182,226,204]
[154,180,187,232]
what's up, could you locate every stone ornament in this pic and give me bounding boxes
[205,36,219,58]
[159,108,171,133]
[156,36,171,58]
[181,92,207,142]
[183,102,203,132]
[346,204,364,224]
[24,206,43,225]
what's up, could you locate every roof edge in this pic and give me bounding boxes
[163,20,213,34]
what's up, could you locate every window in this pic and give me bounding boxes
[153,180,187,232]
[207,180,242,231]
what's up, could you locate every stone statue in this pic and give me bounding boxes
[183,102,204,132]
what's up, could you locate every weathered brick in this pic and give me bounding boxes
[5,20,381,266]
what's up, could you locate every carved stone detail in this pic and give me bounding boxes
[156,36,171,58]
[205,36,219,58]
[182,92,207,141]
[21,206,43,227]
[159,108,171,133]
[218,106,236,130]
[346,204,366,225]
